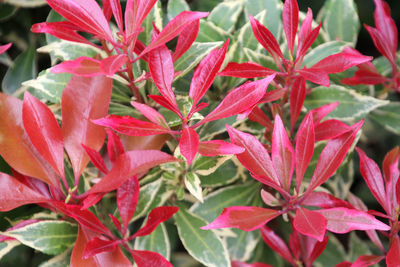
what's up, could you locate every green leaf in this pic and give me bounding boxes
[38,248,71,267]
[37,41,102,62]
[302,41,348,68]
[370,102,400,135]
[0,4,18,22]
[319,0,360,45]
[174,207,230,267]
[167,0,190,21]
[131,179,163,221]
[193,156,231,176]
[244,0,282,40]
[227,228,260,261]
[196,20,229,43]
[2,47,36,95]
[208,1,243,32]
[3,0,46,7]
[134,223,171,260]
[304,85,388,122]
[111,80,132,104]
[109,102,136,116]
[0,241,20,260]
[243,48,278,70]
[198,158,243,187]
[185,172,203,202]
[23,70,71,103]
[174,41,223,79]
[190,183,259,222]
[2,221,77,255]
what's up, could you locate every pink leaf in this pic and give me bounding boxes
[179,126,199,165]
[132,206,179,238]
[106,129,125,163]
[271,115,294,192]
[365,25,395,67]
[260,226,295,265]
[93,115,172,136]
[46,0,113,42]
[297,68,330,87]
[311,102,340,124]
[201,206,280,231]
[382,147,400,211]
[227,126,280,185]
[62,75,112,182]
[308,236,329,265]
[148,44,178,111]
[0,43,12,55]
[341,69,388,85]
[296,23,321,63]
[198,140,244,156]
[248,107,274,131]
[293,207,327,242]
[232,261,274,267]
[125,0,157,38]
[131,102,169,128]
[108,0,123,32]
[71,227,131,267]
[218,62,275,78]
[199,75,276,125]
[296,8,313,59]
[356,148,387,211]
[23,92,64,179]
[258,87,287,104]
[109,214,122,232]
[87,150,177,195]
[117,176,139,232]
[138,11,209,57]
[0,173,48,212]
[282,0,299,55]
[311,53,372,74]
[82,144,109,174]
[172,20,200,62]
[290,76,306,129]
[295,113,314,191]
[189,40,229,109]
[307,120,363,193]
[387,236,400,267]
[100,55,127,76]
[83,238,118,259]
[314,119,351,141]
[301,192,353,209]
[130,249,173,267]
[352,255,384,267]
[148,95,182,115]
[317,208,390,233]
[31,22,93,46]
[249,15,283,65]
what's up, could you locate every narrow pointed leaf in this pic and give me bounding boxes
[82,144,109,174]
[312,53,372,74]
[23,92,64,178]
[88,150,177,194]
[283,0,299,54]
[365,25,395,66]
[301,192,353,209]
[260,226,295,265]
[290,77,306,129]
[198,140,244,156]
[133,206,179,238]
[352,255,384,267]
[201,206,280,231]
[297,8,313,59]
[130,249,172,267]
[131,101,168,128]
[179,126,199,165]
[62,75,112,181]
[232,262,273,267]
[297,68,330,87]
[0,43,12,55]
[218,62,275,78]
[297,23,321,62]
[314,119,351,141]
[293,207,327,242]
[83,238,118,259]
[117,176,139,232]
[109,0,123,31]
[172,20,200,62]
[387,236,400,267]
[106,129,125,163]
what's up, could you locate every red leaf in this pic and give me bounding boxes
[109,214,122,232]
[231,261,274,267]
[295,113,314,191]
[365,25,395,67]
[356,148,387,211]
[341,69,388,85]
[81,193,105,210]
[0,173,48,212]
[83,237,119,259]
[387,236,400,267]
[31,22,93,46]
[199,75,276,125]
[297,68,330,87]
[296,8,313,59]
[117,176,139,232]
[87,150,177,195]
[290,76,306,129]
[125,0,157,37]
[382,147,400,210]
[218,62,275,78]
[148,95,182,115]
[307,120,363,193]
[352,255,384,267]
[100,55,127,76]
[172,20,200,62]
[23,92,64,179]
[201,206,280,231]
[248,106,274,131]
[308,236,329,265]
[227,126,280,185]
[94,115,172,136]
[189,40,229,109]
[0,43,12,55]
[138,11,209,57]
[179,126,199,165]
[131,101,169,128]
[293,207,327,242]
[311,102,340,124]
[271,115,294,192]
[46,0,113,42]
[130,249,172,267]
[249,15,283,65]
[82,144,109,174]
[71,227,131,267]
[296,22,321,63]
[0,93,59,187]
[62,75,112,182]
[198,140,244,156]
[312,53,372,74]
[259,87,287,104]
[106,129,125,163]
[260,226,295,265]
[301,192,353,209]
[132,206,179,238]
[314,119,351,141]
[102,0,113,21]
[317,208,390,233]
[108,0,123,32]
[148,44,178,111]
[282,0,299,55]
